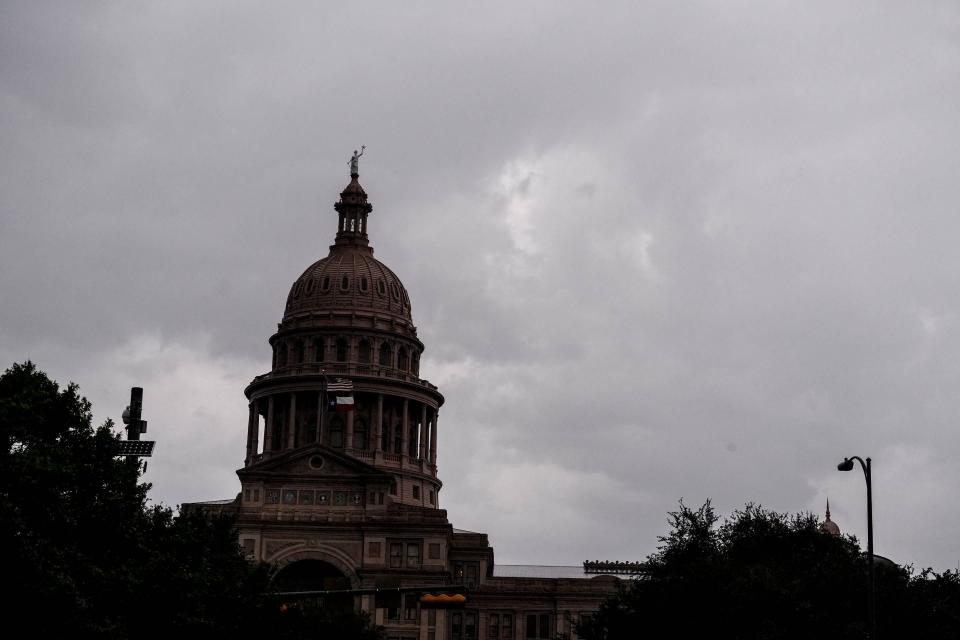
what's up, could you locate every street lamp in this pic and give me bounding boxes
[838,455,874,639]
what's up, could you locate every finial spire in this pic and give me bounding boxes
[825,497,831,519]
[349,145,366,177]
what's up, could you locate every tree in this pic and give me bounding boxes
[0,361,148,635]
[577,500,960,640]
[0,362,384,639]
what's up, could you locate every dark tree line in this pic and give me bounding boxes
[6,361,958,639]
[576,501,960,639]
[0,362,382,639]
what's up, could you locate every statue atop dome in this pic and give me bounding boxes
[349,145,366,177]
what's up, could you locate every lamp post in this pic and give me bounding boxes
[838,455,874,639]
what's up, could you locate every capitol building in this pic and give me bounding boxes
[190,162,621,640]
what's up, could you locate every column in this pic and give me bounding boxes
[264,396,275,454]
[316,390,324,443]
[401,399,409,459]
[246,402,258,464]
[286,393,297,449]
[346,405,355,452]
[375,393,383,452]
[429,410,438,464]
[419,404,428,460]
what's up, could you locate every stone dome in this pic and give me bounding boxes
[283,246,412,323]
[280,173,415,329]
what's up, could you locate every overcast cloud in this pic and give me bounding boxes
[2,1,959,570]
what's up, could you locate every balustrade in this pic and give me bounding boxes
[260,362,437,390]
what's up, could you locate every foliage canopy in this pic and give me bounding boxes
[576,500,960,640]
[0,362,383,639]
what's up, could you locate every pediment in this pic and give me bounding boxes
[238,444,391,481]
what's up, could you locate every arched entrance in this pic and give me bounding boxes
[273,559,354,611]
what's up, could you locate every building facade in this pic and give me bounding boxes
[194,167,620,640]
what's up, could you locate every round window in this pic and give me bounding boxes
[309,455,325,470]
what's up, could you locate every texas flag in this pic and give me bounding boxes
[330,395,354,412]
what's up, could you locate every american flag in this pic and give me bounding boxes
[325,378,353,393]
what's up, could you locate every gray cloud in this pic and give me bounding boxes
[2,0,959,569]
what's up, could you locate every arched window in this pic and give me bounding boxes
[358,340,371,364]
[321,276,331,292]
[329,417,344,449]
[294,341,304,364]
[379,342,392,367]
[314,338,324,363]
[393,423,402,454]
[360,276,369,293]
[397,348,408,371]
[354,420,368,451]
[340,275,350,291]
[276,343,288,368]
[377,279,386,297]
[336,338,348,362]
[411,353,420,376]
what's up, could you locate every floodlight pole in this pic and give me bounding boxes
[124,387,144,465]
[119,387,155,464]
[127,387,143,441]
[839,455,874,639]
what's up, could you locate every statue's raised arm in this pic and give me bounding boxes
[349,145,366,176]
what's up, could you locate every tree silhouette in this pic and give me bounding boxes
[577,500,960,639]
[0,362,384,639]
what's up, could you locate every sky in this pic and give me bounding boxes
[2,1,959,571]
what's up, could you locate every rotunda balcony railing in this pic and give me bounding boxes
[251,363,438,391]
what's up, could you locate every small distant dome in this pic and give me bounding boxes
[820,517,840,536]
[820,499,841,536]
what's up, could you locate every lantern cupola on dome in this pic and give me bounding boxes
[333,147,373,249]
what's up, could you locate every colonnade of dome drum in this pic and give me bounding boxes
[243,389,438,466]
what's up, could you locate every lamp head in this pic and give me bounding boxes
[837,458,855,472]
